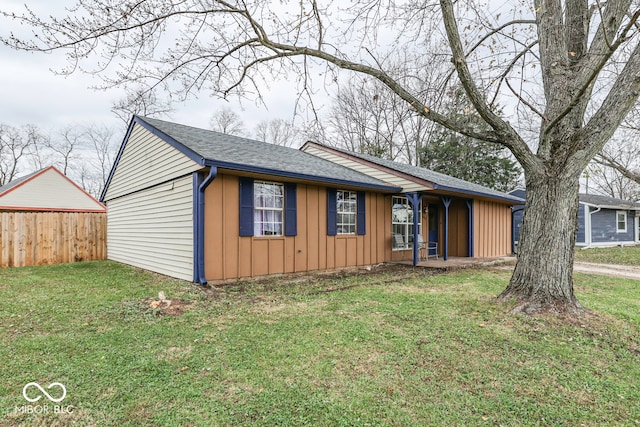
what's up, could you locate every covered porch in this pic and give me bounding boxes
[396,192,475,266]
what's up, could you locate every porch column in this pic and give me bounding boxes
[441,196,452,261]
[465,199,474,257]
[406,192,421,266]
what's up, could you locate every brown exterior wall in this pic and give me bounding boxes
[473,199,512,257]
[0,211,107,268]
[447,200,469,257]
[204,174,391,281]
[203,174,514,280]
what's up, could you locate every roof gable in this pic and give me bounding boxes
[0,166,106,212]
[101,117,203,202]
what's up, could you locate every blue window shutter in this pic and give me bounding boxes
[327,188,337,236]
[284,183,297,236]
[357,191,366,235]
[239,177,254,237]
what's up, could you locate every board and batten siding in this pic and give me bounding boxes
[474,199,512,257]
[204,173,390,281]
[103,123,201,201]
[107,175,194,281]
[303,145,428,193]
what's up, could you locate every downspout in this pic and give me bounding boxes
[583,205,600,249]
[195,166,218,285]
[406,192,421,266]
[465,199,474,257]
[441,196,452,261]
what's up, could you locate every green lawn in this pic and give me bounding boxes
[575,245,640,266]
[1,261,639,426]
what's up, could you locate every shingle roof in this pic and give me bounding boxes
[579,193,640,210]
[319,144,522,203]
[0,169,43,195]
[137,116,399,191]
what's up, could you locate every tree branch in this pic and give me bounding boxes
[439,0,539,170]
[595,152,640,184]
[544,5,640,136]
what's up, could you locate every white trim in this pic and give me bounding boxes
[253,181,284,237]
[336,190,357,235]
[616,210,627,233]
[585,204,599,247]
[635,215,640,243]
[581,241,637,248]
[391,195,422,250]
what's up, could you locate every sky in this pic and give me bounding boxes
[1,43,306,140]
[0,0,312,141]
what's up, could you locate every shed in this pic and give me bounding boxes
[0,166,107,267]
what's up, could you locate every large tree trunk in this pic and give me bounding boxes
[499,173,584,315]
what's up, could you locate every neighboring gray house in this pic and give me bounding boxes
[511,189,640,249]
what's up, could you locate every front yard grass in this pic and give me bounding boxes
[0,261,638,426]
[575,245,640,266]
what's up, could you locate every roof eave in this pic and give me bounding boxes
[433,184,524,204]
[204,159,401,193]
[581,201,640,210]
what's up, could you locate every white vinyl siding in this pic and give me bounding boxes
[107,175,194,281]
[0,168,105,211]
[103,124,201,201]
[303,145,429,193]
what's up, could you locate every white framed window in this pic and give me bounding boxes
[392,196,421,250]
[616,211,627,233]
[254,181,284,236]
[337,190,357,234]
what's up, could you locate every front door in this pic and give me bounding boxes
[428,204,439,256]
[635,214,639,243]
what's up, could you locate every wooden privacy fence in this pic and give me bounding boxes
[0,211,107,268]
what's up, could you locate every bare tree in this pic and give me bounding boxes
[327,77,409,160]
[48,125,84,176]
[594,124,640,188]
[0,124,41,185]
[111,86,174,124]
[209,108,247,136]
[588,133,640,200]
[254,118,299,147]
[83,124,119,195]
[4,0,640,315]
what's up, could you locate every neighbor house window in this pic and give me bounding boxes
[392,196,421,250]
[337,190,357,234]
[616,211,627,233]
[254,181,284,236]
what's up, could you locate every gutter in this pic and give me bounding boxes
[194,166,218,285]
[432,183,523,204]
[205,159,401,193]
